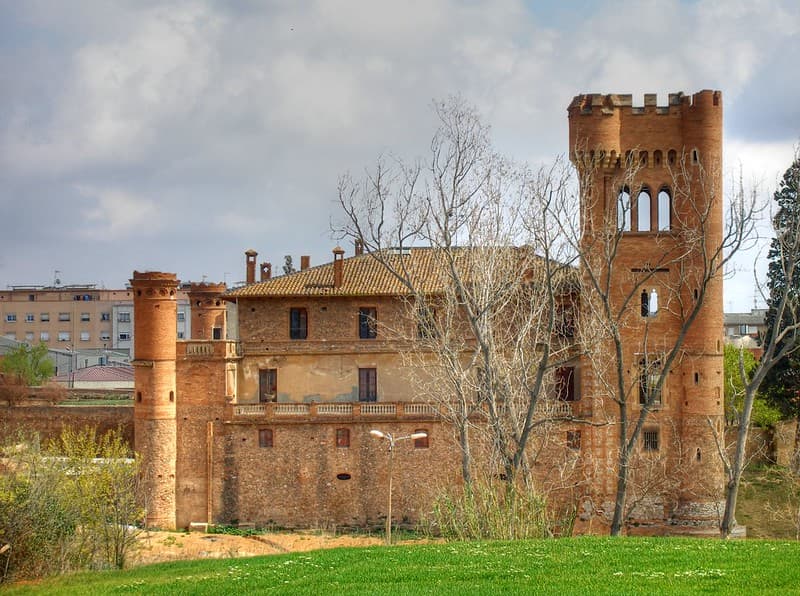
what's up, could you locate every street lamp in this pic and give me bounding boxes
[369,429,427,545]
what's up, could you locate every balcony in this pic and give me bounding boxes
[232,401,440,421]
[179,340,242,359]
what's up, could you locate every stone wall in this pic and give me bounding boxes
[0,405,133,446]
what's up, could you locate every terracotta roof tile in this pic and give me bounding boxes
[226,247,571,299]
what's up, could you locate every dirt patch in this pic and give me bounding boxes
[131,530,389,567]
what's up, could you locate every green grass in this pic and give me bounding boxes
[59,399,133,406]
[6,537,800,595]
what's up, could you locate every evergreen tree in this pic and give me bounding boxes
[762,155,800,420]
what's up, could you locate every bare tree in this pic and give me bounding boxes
[718,149,800,537]
[335,98,583,489]
[563,150,757,535]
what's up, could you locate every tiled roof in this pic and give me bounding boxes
[54,365,134,383]
[226,247,562,299]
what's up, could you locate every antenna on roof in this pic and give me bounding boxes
[54,270,61,287]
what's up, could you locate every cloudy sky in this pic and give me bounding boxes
[1,0,798,311]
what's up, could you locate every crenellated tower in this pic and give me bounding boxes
[187,282,228,340]
[569,91,725,529]
[131,271,180,529]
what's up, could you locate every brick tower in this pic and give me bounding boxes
[568,91,725,528]
[131,271,180,529]
[187,282,227,340]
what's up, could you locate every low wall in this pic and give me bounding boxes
[0,405,134,448]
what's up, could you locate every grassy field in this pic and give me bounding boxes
[6,536,800,595]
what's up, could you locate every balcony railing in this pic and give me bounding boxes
[232,401,441,420]
[179,340,242,359]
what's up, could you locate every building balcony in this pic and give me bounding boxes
[179,340,242,359]
[231,401,440,421]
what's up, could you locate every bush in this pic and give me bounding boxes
[423,476,572,541]
[0,428,143,581]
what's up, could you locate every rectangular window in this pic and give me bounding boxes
[259,368,278,403]
[556,367,576,401]
[567,430,581,450]
[177,311,186,322]
[57,331,70,342]
[259,428,274,448]
[335,428,350,448]
[118,332,131,341]
[117,312,131,323]
[40,331,50,341]
[212,327,222,340]
[639,359,662,405]
[358,368,377,402]
[5,313,16,323]
[4,333,15,340]
[100,331,111,341]
[40,313,50,322]
[358,307,377,339]
[80,312,90,322]
[28,294,35,301]
[80,331,90,341]
[59,312,70,322]
[101,312,110,321]
[643,429,660,452]
[25,313,35,323]
[414,429,429,449]
[25,332,34,341]
[289,308,307,339]
[177,331,185,339]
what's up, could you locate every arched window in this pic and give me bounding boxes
[653,150,662,166]
[618,188,631,231]
[667,149,677,166]
[637,188,651,231]
[657,188,671,231]
[639,151,648,167]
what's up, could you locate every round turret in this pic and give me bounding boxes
[187,282,228,340]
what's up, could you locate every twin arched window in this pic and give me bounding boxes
[618,186,671,232]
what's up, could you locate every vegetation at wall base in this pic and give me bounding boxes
[5,537,800,595]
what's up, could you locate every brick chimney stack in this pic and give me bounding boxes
[300,255,310,271]
[333,246,345,288]
[245,249,258,284]
[260,262,272,281]
[354,239,364,256]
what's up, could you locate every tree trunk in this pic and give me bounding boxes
[610,451,629,536]
[458,421,472,487]
[721,391,755,538]
[792,416,800,475]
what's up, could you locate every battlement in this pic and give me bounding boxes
[568,90,721,116]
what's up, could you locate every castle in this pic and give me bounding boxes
[132,90,725,533]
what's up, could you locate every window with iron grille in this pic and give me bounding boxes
[567,430,581,450]
[358,307,377,339]
[289,308,307,339]
[358,368,377,402]
[643,429,659,452]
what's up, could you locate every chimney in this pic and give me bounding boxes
[333,246,345,288]
[260,262,272,281]
[354,239,364,256]
[300,255,310,271]
[245,249,258,284]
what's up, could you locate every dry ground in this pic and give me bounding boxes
[132,530,392,567]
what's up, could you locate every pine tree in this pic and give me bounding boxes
[762,155,800,431]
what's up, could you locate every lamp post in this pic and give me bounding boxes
[369,429,427,545]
